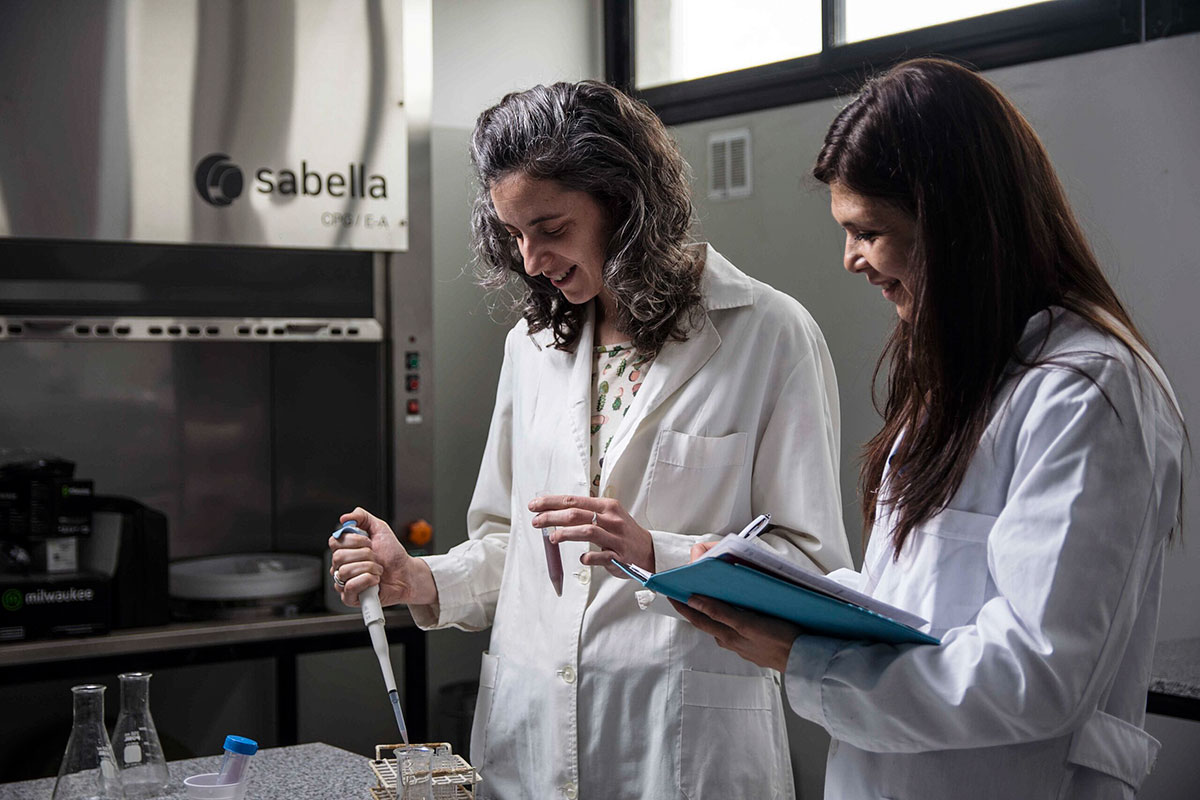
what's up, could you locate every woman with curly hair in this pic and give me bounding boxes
[676,58,1187,799]
[330,80,851,798]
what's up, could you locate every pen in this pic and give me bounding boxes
[736,513,772,539]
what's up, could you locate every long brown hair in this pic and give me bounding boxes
[470,81,703,357]
[813,58,1176,555]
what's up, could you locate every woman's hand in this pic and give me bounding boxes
[328,506,438,608]
[689,540,720,562]
[671,595,801,672]
[529,494,655,578]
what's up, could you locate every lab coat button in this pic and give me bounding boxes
[577,568,591,586]
[559,665,576,684]
[563,782,578,799]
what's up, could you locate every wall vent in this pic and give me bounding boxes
[707,128,752,200]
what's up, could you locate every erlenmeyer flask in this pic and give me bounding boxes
[112,672,169,797]
[52,684,125,800]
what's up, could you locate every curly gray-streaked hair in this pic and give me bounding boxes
[470,80,704,357]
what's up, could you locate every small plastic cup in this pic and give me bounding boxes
[183,773,248,800]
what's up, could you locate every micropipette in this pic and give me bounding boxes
[332,520,409,744]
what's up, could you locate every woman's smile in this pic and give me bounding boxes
[489,172,613,309]
[547,265,576,285]
[830,182,918,321]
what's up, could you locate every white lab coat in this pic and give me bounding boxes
[413,245,852,800]
[785,307,1185,800]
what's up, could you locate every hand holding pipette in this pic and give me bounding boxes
[327,507,438,607]
[331,519,410,744]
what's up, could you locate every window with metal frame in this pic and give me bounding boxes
[605,0,1200,125]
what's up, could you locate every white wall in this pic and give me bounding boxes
[670,32,1200,799]
[424,0,602,748]
[432,0,603,129]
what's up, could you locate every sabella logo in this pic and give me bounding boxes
[195,154,244,206]
[194,153,388,207]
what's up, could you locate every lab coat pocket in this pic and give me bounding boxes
[679,669,785,800]
[470,651,499,770]
[647,430,749,534]
[1061,710,1160,798]
[883,507,997,636]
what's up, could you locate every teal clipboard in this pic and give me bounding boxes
[616,556,940,646]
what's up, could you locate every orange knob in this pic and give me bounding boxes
[407,518,433,547]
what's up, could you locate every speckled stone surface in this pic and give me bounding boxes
[1150,636,1200,700]
[0,742,375,800]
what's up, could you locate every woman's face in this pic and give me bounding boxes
[829,182,918,322]
[490,172,612,308]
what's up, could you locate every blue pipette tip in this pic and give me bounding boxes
[389,689,409,744]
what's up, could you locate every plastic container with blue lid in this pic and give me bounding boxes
[216,735,258,785]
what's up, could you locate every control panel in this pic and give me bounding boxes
[404,351,421,422]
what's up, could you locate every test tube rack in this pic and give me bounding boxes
[369,742,481,800]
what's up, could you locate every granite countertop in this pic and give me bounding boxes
[0,742,374,800]
[5,640,1191,798]
[1150,636,1200,700]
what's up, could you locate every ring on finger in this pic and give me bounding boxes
[333,568,346,587]
[590,510,598,526]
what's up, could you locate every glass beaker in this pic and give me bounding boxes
[112,672,170,797]
[52,684,126,800]
[397,745,434,800]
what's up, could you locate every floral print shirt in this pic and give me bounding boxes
[590,343,653,496]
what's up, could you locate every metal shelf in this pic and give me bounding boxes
[0,608,414,668]
[0,609,427,746]
[0,316,383,342]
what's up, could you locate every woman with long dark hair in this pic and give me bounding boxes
[677,58,1186,799]
[329,80,852,798]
